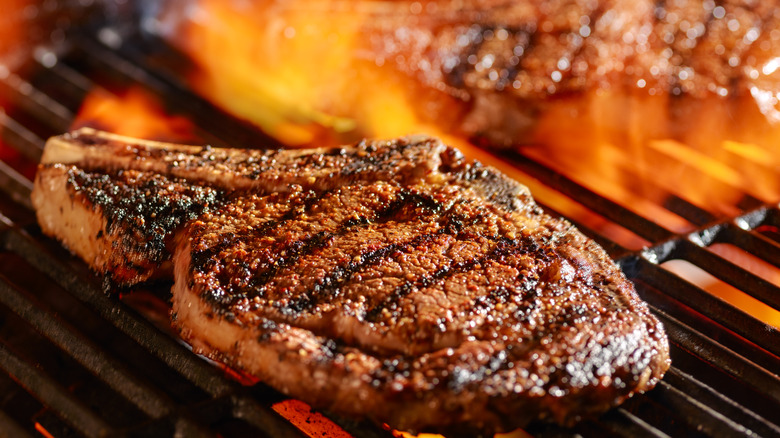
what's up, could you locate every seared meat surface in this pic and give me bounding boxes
[32,129,446,285]
[33,164,221,284]
[32,129,670,434]
[358,0,780,145]
[364,0,778,99]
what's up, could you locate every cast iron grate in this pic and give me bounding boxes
[0,22,778,438]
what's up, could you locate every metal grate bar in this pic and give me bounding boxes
[636,276,780,379]
[655,310,780,411]
[602,409,671,438]
[1,228,231,397]
[647,381,758,438]
[718,225,780,268]
[663,368,780,438]
[649,315,780,434]
[501,150,673,242]
[0,274,173,418]
[0,342,112,437]
[0,228,310,436]
[635,258,780,358]
[0,161,32,210]
[0,113,45,162]
[0,72,73,133]
[28,62,93,115]
[228,396,311,438]
[47,61,97,95]
[661,195,718,227]
[676,239,780,311]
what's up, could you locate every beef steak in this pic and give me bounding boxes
[32,128,670,434]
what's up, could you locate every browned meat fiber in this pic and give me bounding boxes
[31,128,670,434]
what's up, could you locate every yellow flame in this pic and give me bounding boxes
[71,87,197,142]
[179,1,365,145]
[165,1,780,219]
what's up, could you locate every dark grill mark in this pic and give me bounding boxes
[247,230,336,297]
[281,233,439,315]
[191,190,322,279]
[373,189,443,223]
[340,139,418,177]
[364,237,527,322]
[277,191,466,315]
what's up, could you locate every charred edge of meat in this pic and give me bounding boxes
[451,161,538,213]
[65,166,224,269]
[64,129,447,188]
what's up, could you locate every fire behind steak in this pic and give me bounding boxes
[31,129,670,434]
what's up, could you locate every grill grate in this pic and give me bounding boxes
[0,15,779,438]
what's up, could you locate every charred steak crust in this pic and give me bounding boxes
[33,164,223,285]
[33,129,447,286]
[33,129,670,434]
[176,174,668,433]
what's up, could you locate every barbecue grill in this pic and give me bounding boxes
[1,2,779,437]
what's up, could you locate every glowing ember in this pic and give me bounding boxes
[272,399,351,438]
[390,429,532,438]
[71,87,198,143]
[34,422,56,438]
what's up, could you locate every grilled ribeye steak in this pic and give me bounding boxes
[32,129,670,434]
[32,128,444,285]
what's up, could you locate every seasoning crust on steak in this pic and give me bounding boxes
[32,129,670,434]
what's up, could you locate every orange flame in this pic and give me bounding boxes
[71,87,198,143]
[152,1,657,249]
[159,1,464,147]
[0,0,28,63]
[157,0,780,228]
[528,91,780,222]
